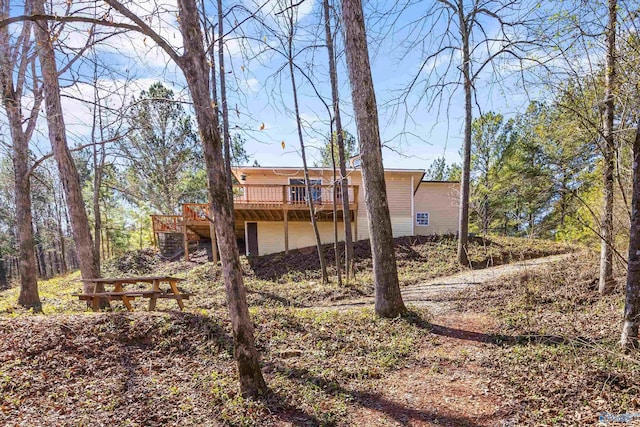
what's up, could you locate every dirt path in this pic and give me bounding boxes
[319,253,572,315]
[328,253,572,426]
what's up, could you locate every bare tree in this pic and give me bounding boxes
[0,0,42,310]
[329,128,342,286]
[279,0,329,284]
[104,0,267,397]
[217,0,233,202]
[323,0,354,280]
[457,0,473,266]
[90,49,106,271]
[621,115,640,349]
[32,0,101,298]
[385,0,532,265]
[342,0,405,317]
[599,0,617,294]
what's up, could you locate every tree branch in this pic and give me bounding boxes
[0,13,139,31]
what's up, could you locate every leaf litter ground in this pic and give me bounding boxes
[3,236,623,426]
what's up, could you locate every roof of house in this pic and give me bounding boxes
[233,166,426,173]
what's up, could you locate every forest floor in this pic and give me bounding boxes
[1,236,639,426]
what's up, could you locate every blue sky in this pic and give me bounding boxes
[11,0,564,171]
[207,0,539,170]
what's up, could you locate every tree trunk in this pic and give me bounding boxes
[0,257,6,289]
[53,250,61,276]
[206,19,220,264]
[36,240,46,278]
[599,0,617,295]
[218,0,233,204]
[0,2,41,310]
[33,0,101,294]
[324,0,355,280]
[54,194,68,273]
[12,131,40,309]
[482,193,489,235]
[170,0,267,397]
[342,0,405,317]
[331,125,343,287]
[457,0,472,266]
[286,7,329,285]
[46,250,55,277]
[12,159,42,311]
[91,58,104,274]
[621,117,640,349]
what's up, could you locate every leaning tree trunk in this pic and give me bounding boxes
[599,0,617,295]
[33,0,101,293]
[620,117,640,349]
[457,0,472,267]
[342,0,405,317]
[172,0,266,397]
[324,0,355,280]
[286,7,329,284]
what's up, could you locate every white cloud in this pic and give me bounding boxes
[244,0,317,25]
[89,0,183,69]
[242,77,260,93]
[56,77,189,145]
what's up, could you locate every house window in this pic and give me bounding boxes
[416,212,429,226]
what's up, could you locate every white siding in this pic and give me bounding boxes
[350,171,417,240]
[413,182,459,235]
[255,221,351,256]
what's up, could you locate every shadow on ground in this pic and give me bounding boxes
[264,363,496,427]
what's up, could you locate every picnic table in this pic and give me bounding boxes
[74,276,191,312]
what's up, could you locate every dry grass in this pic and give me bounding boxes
[457,251,640,425]
[0,235,578,426]
[0,308,434,426]
[0,235,573,315]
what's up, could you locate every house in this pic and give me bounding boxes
[151,166,459,259]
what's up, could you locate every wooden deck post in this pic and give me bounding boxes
[183,223,189,262]
[284,211,289,254]
[354,209,358,241]
[283,185,289,254]
[353,186,359,241]
[210,221,219,263]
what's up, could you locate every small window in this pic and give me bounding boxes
[416,212,429,226]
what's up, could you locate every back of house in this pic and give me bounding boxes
[151,166,460,258]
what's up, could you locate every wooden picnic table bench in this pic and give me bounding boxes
[74,276,191,312]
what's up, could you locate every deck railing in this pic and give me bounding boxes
[151,215,182,233]
[153,184,358,233]
[232,184,357,206]
[183,203,209,222]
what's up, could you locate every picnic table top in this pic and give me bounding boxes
[80,276,185,283]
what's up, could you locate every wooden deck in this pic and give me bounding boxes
[151,183,358,259]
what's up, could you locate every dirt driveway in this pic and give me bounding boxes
[320,254,573,426]
[319,253,572,315]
